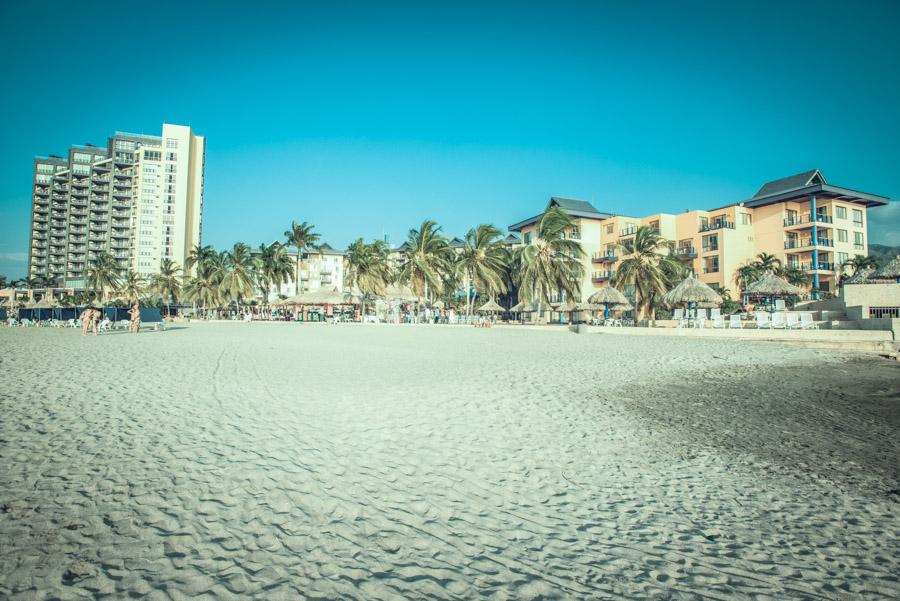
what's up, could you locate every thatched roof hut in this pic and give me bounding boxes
[843,267,874,285]
[509,301,526,312]
[432,299,445,310]
[477,299,504,313]
[280,287,360,305]
[663,275,723,306]
[588,287,629,306]
[379,284,418,302]
[870,256,900,281]
[743,273,801,297]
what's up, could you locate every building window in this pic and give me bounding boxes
[165,139,178,149]
[144,150,161,161]
[740,213,752,225]
[36,164,54,174]
[702,234,718,252]
[851,209,863,227]
[853,231,864,250]
[703,256,719,273]
[115,140,136,151]
[835,206,847,219]
[837,229,848,243]
[605,224,613,235]
[36,174,52,184]
[837,252,848,266]
[73,164,91,176]
[524,232,532,244]
[166,152,177,161]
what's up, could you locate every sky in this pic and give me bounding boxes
[1,0,899,279]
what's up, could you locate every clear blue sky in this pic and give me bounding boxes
[2,0,899,279]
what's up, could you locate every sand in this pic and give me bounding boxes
[0,322,898,600]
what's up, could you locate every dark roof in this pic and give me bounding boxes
[711,170,889,211]
[508,197,615,231]
[503,233,520,245]
[316,242,345,255]
[449,237,465,248]
[753,170,825,198]
[395,241,411,252]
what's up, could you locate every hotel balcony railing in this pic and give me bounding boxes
[34,189,50,197]
[699,221,735,233]
[703,266,720,273]
[785,238,833,249]
[591,252,618,263]
[784,214,832,227]
[112,211,130,218]
[674,247,697,258]
[701,245,719,253]
[796,262,835,271]
[591,271,616,282]
[619,227,637,237]
[70,218,87,225]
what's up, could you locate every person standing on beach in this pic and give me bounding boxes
[80,308,91,336]
[128,303,141,334]
[90,308,100,336]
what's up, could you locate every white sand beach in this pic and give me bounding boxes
[1,323,898,600]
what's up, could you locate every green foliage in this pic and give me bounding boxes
[517,207,584,306]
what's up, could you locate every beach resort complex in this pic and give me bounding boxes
[510,170,888,302]
[27,124,205,288]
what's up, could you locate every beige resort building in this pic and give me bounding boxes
[508,170,888,301]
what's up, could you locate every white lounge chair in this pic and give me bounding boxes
[800,313,819,330]
[771,312,786,329]
[65,318,77,328]
[711,314,725,328]
[729,315,742,329]
[710,308,721,319]
[6,317,19,327]
[673,308,685,327]
[756,313,772,329]
[786,313,800,329]
[694,308,707,329]
[20,318,32,327]
[775,299,786,312]
[99,319,111,332]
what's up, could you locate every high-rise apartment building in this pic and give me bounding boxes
[509,170,889,303]
[28,123,205,288]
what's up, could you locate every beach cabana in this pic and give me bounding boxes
[743,273,801,307]
[588,287,630,320]
[476,299,504,313]
[663,275,723,317]
[869,255,900,283]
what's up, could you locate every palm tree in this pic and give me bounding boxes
[517,207,585,310]
[150,258,182,314]
[284,221,320,293]
[222,243,256,304]
[455,224,510,317]
[86,252,121,302]
[121,270,147,303]
[396,220,454,313]
[185,243,216,275]
[778,266,809,288]
[255,242,295,302]
[184,261,224,312]
[613,226,684,320]
[753,252,781,274]
[345,238,393,315]
[734,263,762,291]
[842,254,878,275]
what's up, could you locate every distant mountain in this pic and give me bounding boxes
[869,244,900,265]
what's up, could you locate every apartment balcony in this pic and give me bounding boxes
[70,198,88,208]
[112,190,132,199]
[795,262,835,272]
[703,266,720,274]
[92,163,109,172]
[591,252,618,264]
[70,189,89,199]
[699,221,735,233]
[91,186,110,194]
[674,247,697,258]
[71,180,89,189]
[34,189,50,198]
[701,245,719,253]
[783,213,833,229]
[784,238,833,252]
[112,210,130,218]
[619,227,637,237]
[113,171,133,179]
[591,270,616,282]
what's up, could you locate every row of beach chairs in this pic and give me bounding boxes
[673,309,819,330]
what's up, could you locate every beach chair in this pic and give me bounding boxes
[800,312,819,330]
[694,308,707,329]
[710,308,721,319]
[6,317,19,327]
[729,315,742,329]
[711,314,725,328]
[20,318,32,327]
[771,312,786,329]
[775,299,786,312]
[785,313,800,329]
[673,308,685,327]
[756,313,771,329]
[65,319,77,328]
[99,319,111,332]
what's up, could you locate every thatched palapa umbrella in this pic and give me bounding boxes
[870,255,900,283]
[743,273,801,304]
[477,299,504,313]
[663,275,723,316]
[588,286,630,320]
[432,299,445,310]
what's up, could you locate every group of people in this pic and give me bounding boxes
[79,303,141,336]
